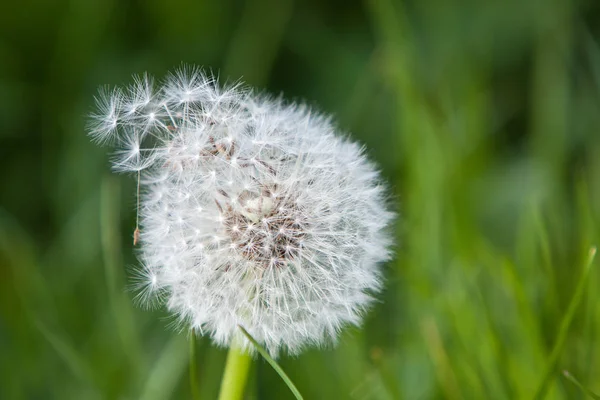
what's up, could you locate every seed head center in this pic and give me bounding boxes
[222,189,304,268]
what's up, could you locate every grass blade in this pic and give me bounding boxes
[33,318,95,384]
[563,370,600,400]
[533,246,597,400]
[100,176,142,368]
[238,325,304,400]
[140,335,189,400]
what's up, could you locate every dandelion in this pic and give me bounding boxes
[88,66,394,357]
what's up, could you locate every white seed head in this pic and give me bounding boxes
[88,66,394,357]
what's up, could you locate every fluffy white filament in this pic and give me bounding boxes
[89,67,394,356]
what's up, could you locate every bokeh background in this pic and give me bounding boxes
[2,0,600,399]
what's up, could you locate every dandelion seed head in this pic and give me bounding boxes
[88,66,394,357]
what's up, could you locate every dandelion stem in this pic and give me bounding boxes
[189,335,200,400]
[217,341,252,400]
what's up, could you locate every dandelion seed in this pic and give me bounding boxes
[88,66,394,357]
[133,227,140,246]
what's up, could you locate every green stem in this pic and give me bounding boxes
[189,335,200,400]
[218,342,252,400]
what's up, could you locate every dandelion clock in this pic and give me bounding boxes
[88,66,394,397]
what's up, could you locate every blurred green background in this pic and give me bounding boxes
[2,0,600,399]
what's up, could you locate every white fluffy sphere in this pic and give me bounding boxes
[89,67,394,356]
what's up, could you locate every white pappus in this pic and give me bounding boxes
[88,66,394,357]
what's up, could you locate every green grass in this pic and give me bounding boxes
[1,0,600,399]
